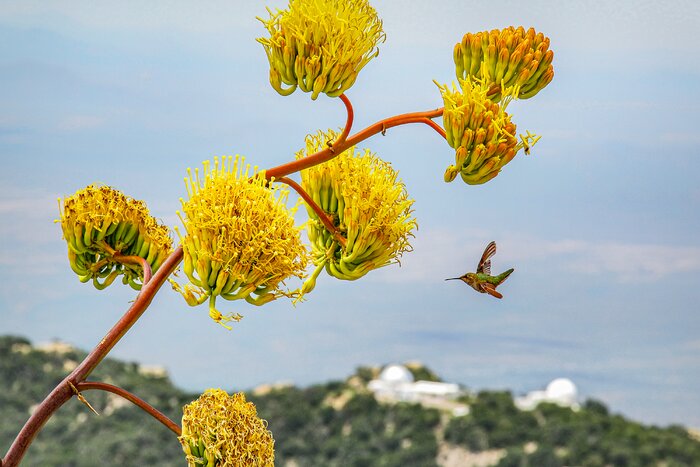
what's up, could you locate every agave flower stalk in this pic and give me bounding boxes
[3,3,557,462]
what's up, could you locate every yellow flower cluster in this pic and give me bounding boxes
[297,130,416,291]
[257,0,385,99]
[58,184,173,290]
[439,79,540,185]
[453,27,554,101]
[176,155,308,328]
[180,389,274,467]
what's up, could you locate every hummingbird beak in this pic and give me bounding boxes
[445,277,461,281]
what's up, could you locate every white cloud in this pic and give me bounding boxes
[375,229,700,284]
[57,115,105,132]
[508,237,700,282]
[373,227,489,284]
[564,243,700,281]
[681,339,700,352]
[0,195,57,214]
[660,132,700,145]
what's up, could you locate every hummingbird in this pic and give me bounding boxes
[445,241,514,299]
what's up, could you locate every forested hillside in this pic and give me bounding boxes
[2,336,699,466]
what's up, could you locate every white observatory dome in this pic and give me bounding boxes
[378,364,414,384]
[545,378,577,405]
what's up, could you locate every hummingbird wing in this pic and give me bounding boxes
[480,282,503,299]
[476,241,497,275]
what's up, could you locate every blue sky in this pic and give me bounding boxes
[1,0,699,428]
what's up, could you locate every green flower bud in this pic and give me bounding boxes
[57,184,173,290]
[437,78,541,185]
[453,27,554,101]
[257,0,385,99]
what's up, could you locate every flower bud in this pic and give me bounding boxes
[454,27,554,101]
[58,184,173,290]
[257,0,385,99]
[437,78,541,185]
[180,389,274,466]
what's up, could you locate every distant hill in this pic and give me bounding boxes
[2,335,700,466]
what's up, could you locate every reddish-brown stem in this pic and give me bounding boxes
[278,176,347,248]
[343,108,445,147]
[418,117,447,139]
[115,254,153,285]
[77,381,181,436]
[98,241,153,285]
[2,247,184,467]
[265,107,445,180]
[333,94,354,149]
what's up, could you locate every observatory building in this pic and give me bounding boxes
[367,364,467,415]
[514,377,579,411]
[367,365,577,416]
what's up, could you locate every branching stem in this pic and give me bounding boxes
[77,381,181,436]
[331,93,354,150]
[265,106,444,180]
[278,176,347,248]
[2,247,184,467]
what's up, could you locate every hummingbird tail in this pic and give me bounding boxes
[497,268,515,284]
